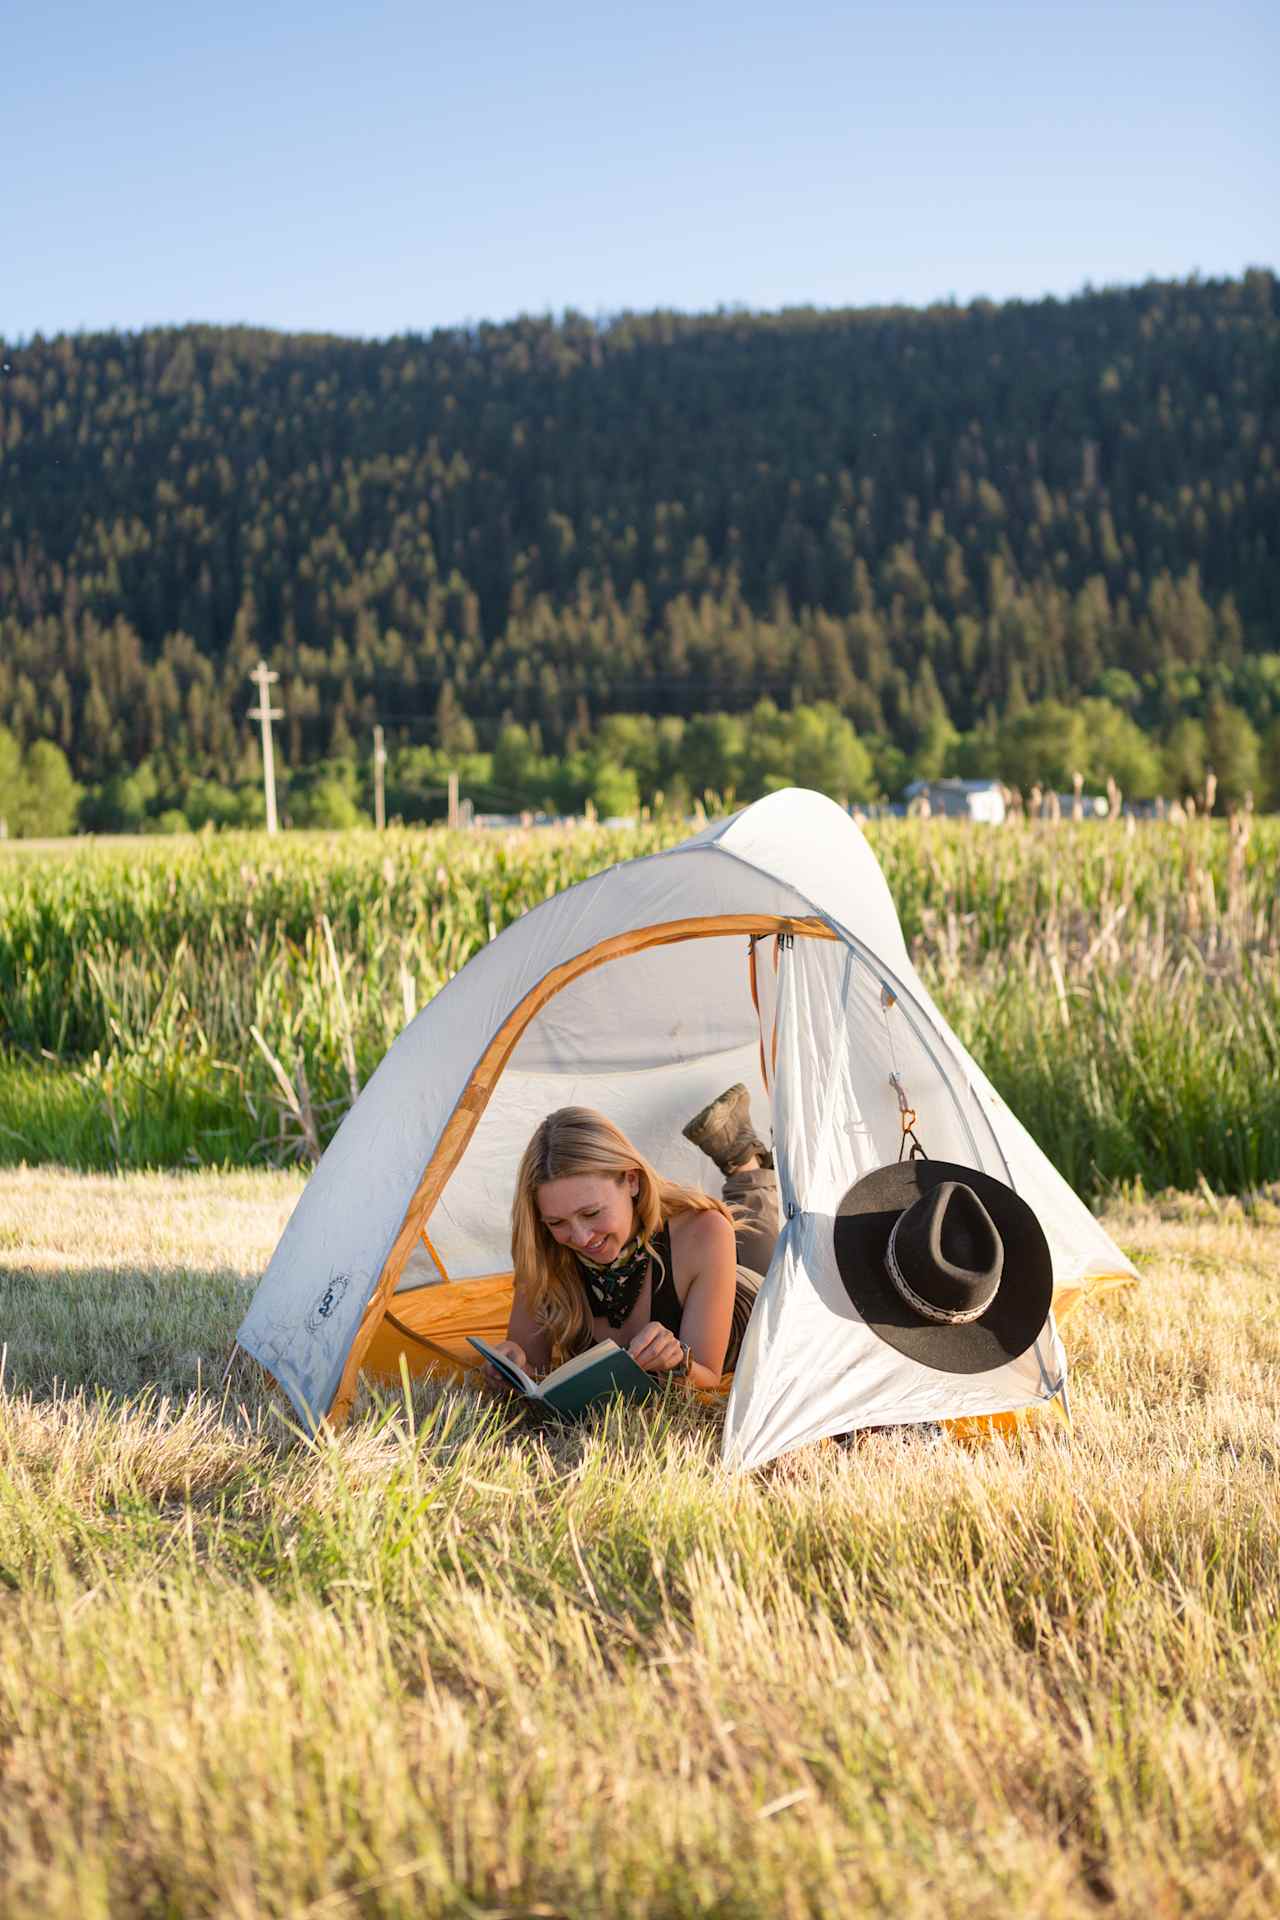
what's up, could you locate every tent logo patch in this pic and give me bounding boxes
[308,1272,350,1331]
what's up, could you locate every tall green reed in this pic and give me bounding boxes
[2,818,1277,1193]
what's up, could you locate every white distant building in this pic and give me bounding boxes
[901,778,1006,824]
[1053,793,1111,819]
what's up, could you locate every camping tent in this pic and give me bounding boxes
[237,788,1134,1468]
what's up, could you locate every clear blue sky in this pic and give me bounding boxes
[5,0,1276,340]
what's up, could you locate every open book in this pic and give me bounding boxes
[468,1336,659,1417]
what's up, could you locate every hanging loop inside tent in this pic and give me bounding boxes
[747,937,765,1090]
[747,930,789,1088]
[890,1072,929,1161]
[747,935,773,1093]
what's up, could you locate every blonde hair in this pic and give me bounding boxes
[512,1106,733,1366]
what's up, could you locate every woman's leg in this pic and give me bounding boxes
[683,1083,781,1277]
[722,1167,781,1276]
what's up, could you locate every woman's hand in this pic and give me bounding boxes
[482,1338,529,1392]
[627,1321,685,1373]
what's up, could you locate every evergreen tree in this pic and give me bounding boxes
[17,741,80,836]
[1205,699,1261,808]
[1162,717,1208,799]
[0,276,1275,813]
[1076,700,1163,799]
[435,681,478,755]
[0,728,23,835]
[1261,718,1280,812]
[996,702,1085,792]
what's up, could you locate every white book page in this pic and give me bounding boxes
[541,1339,626,1389]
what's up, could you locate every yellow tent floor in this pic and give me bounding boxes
[359,1269,1134,1440]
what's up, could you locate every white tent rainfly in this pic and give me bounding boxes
[237,789,1135,1468]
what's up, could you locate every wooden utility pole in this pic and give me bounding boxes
[373,724,387,830]
[248,661,282,834]
[447,769,460,832]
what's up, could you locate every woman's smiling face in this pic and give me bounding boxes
[536,1171,638,1261]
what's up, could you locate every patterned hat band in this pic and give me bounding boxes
[884,1213,999,1325]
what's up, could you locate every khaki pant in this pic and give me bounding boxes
[723,1167,782,1278]
[718,1168,780,1367]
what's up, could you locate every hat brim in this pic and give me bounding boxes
[833,1161,1053,1374]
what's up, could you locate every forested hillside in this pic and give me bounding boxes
[2,272,1278,826]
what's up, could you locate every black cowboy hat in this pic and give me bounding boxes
[833,1160,1053,1374]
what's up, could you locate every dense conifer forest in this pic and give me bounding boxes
[1,270,1277,827]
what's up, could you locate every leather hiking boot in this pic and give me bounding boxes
[682,1083,772,1174]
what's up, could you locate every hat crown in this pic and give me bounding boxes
[885,1180,1004,1325]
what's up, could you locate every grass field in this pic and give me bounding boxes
[1,1166,1278,1917]
[2,813,1277,1911]
[2,815,1279,1197]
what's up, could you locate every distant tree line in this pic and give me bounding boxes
[1,271,1277,829]
[4,684,1276,837]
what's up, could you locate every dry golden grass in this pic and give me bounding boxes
[1,1168,1278,1918]
[0,1164,301,1397]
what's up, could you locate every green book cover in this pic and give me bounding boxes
[469,1337,659,1418]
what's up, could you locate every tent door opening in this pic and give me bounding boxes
[349,916,834,1404]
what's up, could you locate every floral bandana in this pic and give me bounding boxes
[574,1233,651,1327]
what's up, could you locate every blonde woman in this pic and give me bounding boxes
[486,1096,779,1392]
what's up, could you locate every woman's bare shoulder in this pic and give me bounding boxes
[668,1205,735,1265]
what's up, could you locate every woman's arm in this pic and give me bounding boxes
[505,1287,553,1374]
[667,1208,739,1387]
[481,1286,553,1390]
